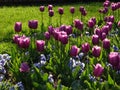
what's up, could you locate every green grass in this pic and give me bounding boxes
[0,2,102,41]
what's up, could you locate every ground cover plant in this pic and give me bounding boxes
[0,0,120,90]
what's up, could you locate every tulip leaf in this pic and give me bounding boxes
[108,74,114,85]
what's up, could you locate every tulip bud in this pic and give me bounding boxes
[88,19,95,28]
[44,32,50,40]
[103,38,110,49]
[92,35,99,45]
[92,46,101,57]
[48,26,54,35]
[65,25,72,35]
[118,21,120,27]
[49,10,54,17]
[79,6,84,12]
[60,35,68,45]
[93,63,104,77]
[36,40,45,52]
[109,52,119,66]
[13,34,20,44]
[101,25,109,35]
[81,43,90,53]
[14,22,22,32]
[20,62,30,72]
[70,7,75,14]
[48,5,53,10]
[18,37,30,49]
[28,20,38,29]
[70,45,80,57]
[39,6,45,12]
[58,7,64,15]
[100,33,106,41]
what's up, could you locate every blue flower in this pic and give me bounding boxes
[34,62,41,68]
[48,74,54,84]
[113,45,119,51]
[0,74,4,82]
[0,66,6,74]
[89,74,96,82]
[78,52,84,60]
[16,82,24,90]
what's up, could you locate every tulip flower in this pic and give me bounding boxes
[44,32,50,40]
[48,26,54,35]
[81,43,90,53]
[118,21,120,27]
[65,25,72,35]
[88,19,95,28]
[59,34,68,45]
[103,38,110,49]
[92,35,99,45]
[92,46,101,57]
[39,6,45,12]
[28,20,38,29]
[14,22,22,32]
[49,10,54,17]
[100,33,106,41]
[36,40,45,52]
[18,37,30,49]
[20,62,30,72]
[101,25,109,35]
[48,5,53,10]
[93,63,104,77]
[74,19,83,30]
[58,7,64,15]
[70,7,75,14]
[70,45,80,57]
[13,34,20,44]
[109,52,119,66]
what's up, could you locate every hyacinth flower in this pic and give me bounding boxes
[48,10,54,25]
[58,7,64,25]
[70,7,75,25]
[14,22,22,33]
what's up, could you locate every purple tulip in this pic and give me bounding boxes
[93,63,104,77]
[106,22,112,30]
[103,7,108,14]
[20,62,30,72]
[88,19,95,28]
[81,10,87,16]
[101,25,109,35]
[91,17,96,25]
[59,25,66,31]
[81,43,90,53]
[70,7,75,14]
[92,35,99,45]
[118,21,120,27]
[39,6,45,12]
[49,10,54,17]
[48,26,54,35]
[58,7,64,15]
[59,34,68,45]
[92,46,101,57]
[48,5,53,10]
[111,3,117,11]
[103,38,110,49]
[79,6,84,12]
[14,22,22,32]
[109,52,119,66]
[28,20,38,29]
[74,19,83,30]
[100,33,106,41]
[18,37,30,49]
[44,32,50,40]
[109,15,114,22]
[36,40,45,52]
[103,2,109,7]
[94,28,102,39]
[13,34,20,44]
[65,25,72,35]
[70,45,80,57]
